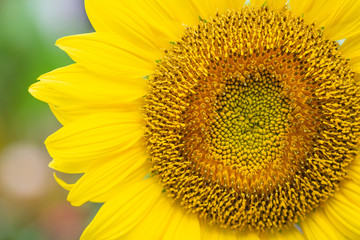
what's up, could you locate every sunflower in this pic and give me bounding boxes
[29,0,360,239]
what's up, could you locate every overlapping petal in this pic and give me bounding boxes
[45,112,143,173]
[290,0,360,40]
[349,154,360,185]
[80,179,162,240]
[323,180,360,240]
[122,193,177,239]
[300,209,342,240]
[160,207,200,240]
[200,223,260,240]
[56,33,155,77]
[85,0,199,51]
[340,36,360,73]
[189,0,246,19]
[66,145,148,206]
[267,226,304,240]
[251,0,287,10]
[121,190,201,240]
[29,63,145,124]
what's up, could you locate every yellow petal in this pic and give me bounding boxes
[53,173,73,191]
[348,57,360,73]
[200,222,260,240]
[267,226,304,240]
[322,1,360,41]
[167,213,200,240]
[251,0,287,10]
[341,179,360,205]
[162,204,200,240]
[67,145,148,206]
[85,0,167,49]
[152,0,200,27]
[340,36,360,73]
[122,192,175,240]
[349,165,360,185]
[124,193,200,240]
[49,105,69,125]
[348,153,360,184]
[80,179,161,240]
[340,37,360,60]
[49,100,143,126]
[201,224,235,240]
[89,166,150,204]
[85,0,197,50]
[300,208,342,240]
[29,64,146,125]
[289,0,338,28]
[56,33,154,78]
[189,0,246,20]
[290,0,360,40]
[46,112,143,173]
[30,64,147,105]
[323,180,360,239]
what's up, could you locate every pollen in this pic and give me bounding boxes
[144,7,360,232]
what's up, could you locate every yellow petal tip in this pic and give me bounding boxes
[53,172,73,191]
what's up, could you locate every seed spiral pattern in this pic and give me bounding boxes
[145,7,360,232]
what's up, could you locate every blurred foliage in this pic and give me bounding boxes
[0,0,92,146]
[1,0,62,146]
[0,0,95,239]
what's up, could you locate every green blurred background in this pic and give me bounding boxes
[0,0,98,239]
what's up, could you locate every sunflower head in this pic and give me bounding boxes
[145,6,360,232]
[30,0,360,239]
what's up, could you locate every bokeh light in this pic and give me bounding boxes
[0,143,51,199]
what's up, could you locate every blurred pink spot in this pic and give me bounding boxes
[0,143,52,199]
[40,202,86,240]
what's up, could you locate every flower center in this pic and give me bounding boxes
[145,7,360,232]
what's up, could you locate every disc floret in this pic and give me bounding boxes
[145,7,360,232]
